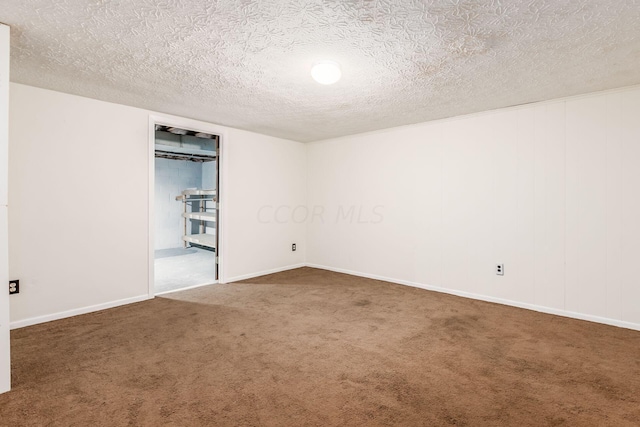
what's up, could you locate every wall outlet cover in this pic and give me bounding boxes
[9,280,19,294]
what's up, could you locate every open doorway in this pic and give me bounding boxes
[153,124,219,294]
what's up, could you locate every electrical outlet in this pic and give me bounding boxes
[9,280,19,295]
[496,264,504,276]
[292,243,297,251]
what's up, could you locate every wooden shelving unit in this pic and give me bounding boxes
[175,189,217,250]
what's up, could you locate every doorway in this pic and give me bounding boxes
[152,123,220,294]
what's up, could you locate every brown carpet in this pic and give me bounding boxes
[1,267,639,426]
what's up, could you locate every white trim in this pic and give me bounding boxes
[10,261,639,332]
[147,117,156,298]
[155,281,217,296]
[147,113,228,295]
[10,295,151,330]
[305,263,640,332]
[0,23,10,395]
[217,128,226,284]
[225,263,307,283]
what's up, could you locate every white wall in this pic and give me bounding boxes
[202,160,216,190]
[307,85,640,330]
[154,158,203,250]
[222,127,306,281]
[0,23,11,394]
[9,81,638,333]
[9,84,150,325]
[8,83,306,327]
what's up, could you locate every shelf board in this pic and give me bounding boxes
[175,189,217,201]
[155,144,216,160]
[181,189,216,196]
[183,233,217,249]
[183,211,216,222]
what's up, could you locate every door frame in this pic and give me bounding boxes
[0,22,11,395]
[147,114,227,298]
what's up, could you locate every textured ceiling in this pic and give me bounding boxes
[2,0,640,142]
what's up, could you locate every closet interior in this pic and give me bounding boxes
[154,125,219,294]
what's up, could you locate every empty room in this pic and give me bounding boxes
[1,1,639,426]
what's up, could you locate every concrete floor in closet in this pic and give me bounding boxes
[154,247,216,294]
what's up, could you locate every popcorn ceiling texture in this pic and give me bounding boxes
[3,0,640,142]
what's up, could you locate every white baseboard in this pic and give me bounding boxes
[11,264,639,332]
[9,263,305,329]
[306,263,640,332]
[225,263,307,283]
[10,294,151,330]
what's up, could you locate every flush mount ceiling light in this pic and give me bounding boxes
[311,61,341,85]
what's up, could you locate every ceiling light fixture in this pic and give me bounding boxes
[311,61,341,85]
